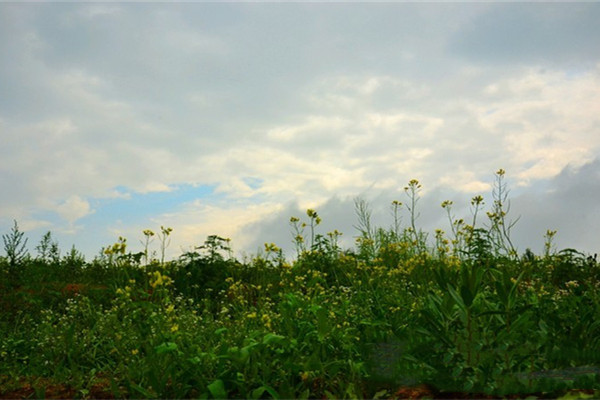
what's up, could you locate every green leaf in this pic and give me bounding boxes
[443,351,454,364]
[559,391,596,400]
[447,285,467,313]
[463,378,474,391]
[130,383,155,398]
[306,350,323,371]
[344,383,358,399]
[207,379,227,399]
[188,356,201,365]
[155,341,178,354]
[324,390,336,399]
[373,389,390,399]
[251,385,280,399]
[262,333,285,345]
[460,284,474,308]
[451,365,463,378]
[214,327,228,335]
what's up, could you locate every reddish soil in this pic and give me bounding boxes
[0,376,115,399]
[1,378,597,399]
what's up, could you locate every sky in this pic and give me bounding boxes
[1,2,600,261]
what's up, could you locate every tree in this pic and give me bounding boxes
[36,231,60,263]
[2,220,29,270]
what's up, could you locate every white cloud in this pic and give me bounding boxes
[19,218,53,233]
[55,195,93,226]
[266,116,350,142]
[473,68,600,183]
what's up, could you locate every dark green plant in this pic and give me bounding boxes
[35,231,60,264]
[2,220,29,283]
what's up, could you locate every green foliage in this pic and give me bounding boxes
[36,231,60,264]
[1,171,600,398]
[2,220,29,283]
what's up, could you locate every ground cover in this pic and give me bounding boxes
[1,172,600,399]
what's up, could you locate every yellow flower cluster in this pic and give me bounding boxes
[565,280,579,289]
[115,286,133,296]
[261,314,272,330]
[226,279,249,307]
[104,236,127,255]
[264,243,280,253]
[149,270,173,288]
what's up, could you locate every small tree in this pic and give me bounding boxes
[63,245,85,278]
[2,220,29,275]
[36,231,60,264]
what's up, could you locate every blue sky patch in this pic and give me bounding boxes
[82,183,218,226]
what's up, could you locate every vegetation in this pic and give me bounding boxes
[1,170,599,399]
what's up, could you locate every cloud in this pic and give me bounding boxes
[511,159,600,255]
[55,195,93,227]
[242,159,600,258]
[1,3,599,259]
[450,4,600,67]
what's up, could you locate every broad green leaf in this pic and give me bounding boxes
[207,379,227,399]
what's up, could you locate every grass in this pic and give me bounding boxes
[1,171,600,399]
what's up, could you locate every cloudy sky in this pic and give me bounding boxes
[1,2,599,260]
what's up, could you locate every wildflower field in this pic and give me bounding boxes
[1,171,600,399]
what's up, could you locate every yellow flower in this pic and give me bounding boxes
[471,195,484,206]
[261,314,272,330]
[170,324,179,333]
[150,271,172,288]
[131,349,139,355]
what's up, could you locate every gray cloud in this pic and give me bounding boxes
[511,159,600,255]
[450,4,600,68]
